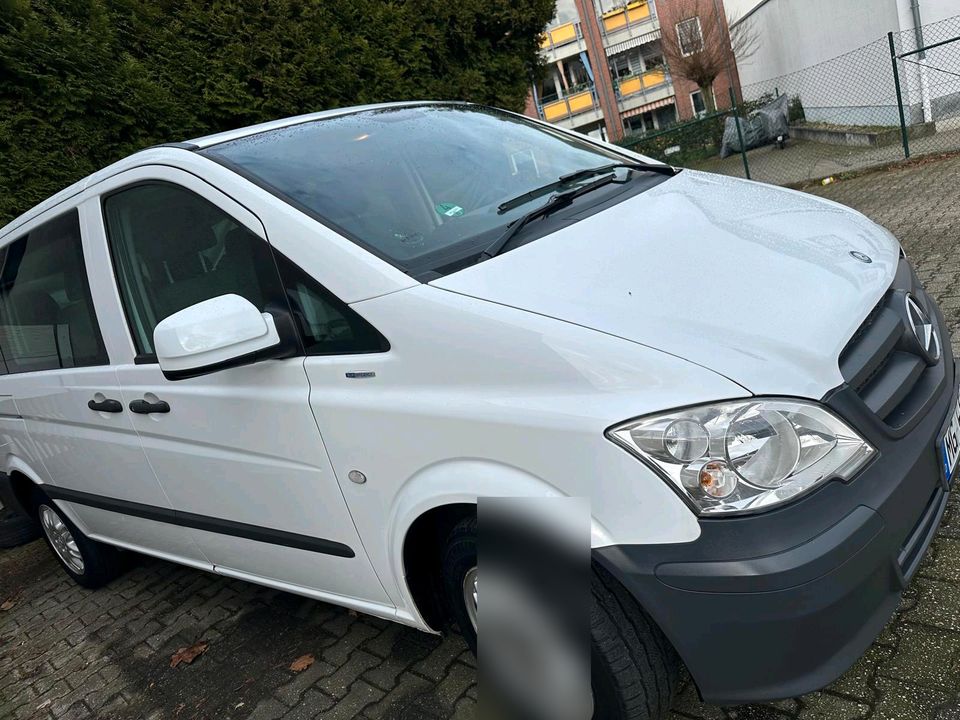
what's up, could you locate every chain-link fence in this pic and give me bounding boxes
[619,15,960,187]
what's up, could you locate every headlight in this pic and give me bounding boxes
[607,399,875,515]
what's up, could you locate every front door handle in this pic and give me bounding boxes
[88,398,123,413]
[129,399,170,414]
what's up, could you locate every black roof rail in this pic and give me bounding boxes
[146,142,200,151]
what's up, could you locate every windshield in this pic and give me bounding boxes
[201,104,639,275]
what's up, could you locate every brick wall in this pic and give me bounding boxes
[655,0,743,122]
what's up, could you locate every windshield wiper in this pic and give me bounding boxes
[497,161,678,214]
[559,160,678,183]
[478,173,621,262]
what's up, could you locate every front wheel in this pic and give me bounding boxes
[33,488,124,589]
[440,517,679,720]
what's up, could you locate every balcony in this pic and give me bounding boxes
[618,68,666,96]
[540,21,587,61]
[600,1,659,50]
[541,21,578,48]
[616,69,674,114]
[601,1,651,31]
[541,88,598,122]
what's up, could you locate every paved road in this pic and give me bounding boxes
[4,155,960,720]
[693,127,960,188]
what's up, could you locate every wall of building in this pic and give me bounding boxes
[900,1,960,126]
[723,0,960,127]
[726,0,901,88]
[908,0,960,27]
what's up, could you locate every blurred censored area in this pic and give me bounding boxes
[478,497,592,720]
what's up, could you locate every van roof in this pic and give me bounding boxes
[185,100,440,148]
[0,101,447,241]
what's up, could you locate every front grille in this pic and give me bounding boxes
[839,259,946,429]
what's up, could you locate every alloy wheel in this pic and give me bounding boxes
[39,505,84,575]
[463,566,478,632]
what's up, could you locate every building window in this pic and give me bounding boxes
[690,88,714,118]
[565,58,591,90]
[624,115,649,135]
[676,17,704,56]
[656,104,678,129]
[595,0,625,13]
[610,55,632,80]
[553,0,579,25]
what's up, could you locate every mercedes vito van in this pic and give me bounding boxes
[1,103,954,719]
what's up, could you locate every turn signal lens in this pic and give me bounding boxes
[681,459,738,498]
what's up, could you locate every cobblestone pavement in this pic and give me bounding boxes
[4,155,960,720]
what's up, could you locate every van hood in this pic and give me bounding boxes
[432,170,900,399]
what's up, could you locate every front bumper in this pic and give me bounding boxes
[596,352,956,704]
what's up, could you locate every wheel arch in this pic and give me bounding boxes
[391,459,616,631]
[402,502,476,631]
[5,458,46,517]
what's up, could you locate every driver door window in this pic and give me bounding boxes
[102,182,285,358]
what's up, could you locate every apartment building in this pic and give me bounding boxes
[525,0,742,141]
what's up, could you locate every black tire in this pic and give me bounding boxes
[32,487,123,589]
[0,476,40,548]
[441,515,478,654]
[440,516,679,720]
[591,564,679,720]
[0,507,40,548]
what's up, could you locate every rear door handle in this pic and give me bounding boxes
[129,399,170,414]
[88,398,123,413]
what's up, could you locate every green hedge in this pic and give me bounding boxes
[619,112,728,166]
[0,0,554,224]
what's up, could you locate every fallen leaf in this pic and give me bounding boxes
[0,592,21,611]
[170,640,208,668]
[288,654,315,673]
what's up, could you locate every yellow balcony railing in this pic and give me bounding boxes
[602,1,651,33]
[540,22,578,49]
[618,69,667,97]
[542,90,596,121]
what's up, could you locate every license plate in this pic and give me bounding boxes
[940,389,960,481]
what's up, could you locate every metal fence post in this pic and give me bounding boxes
[728,87,751,180]
[888,31,911,159]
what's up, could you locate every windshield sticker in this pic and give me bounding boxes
[435,202,465,217]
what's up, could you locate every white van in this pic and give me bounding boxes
[1,103,954,718]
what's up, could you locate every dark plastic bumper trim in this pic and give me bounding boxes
[655,505,883,593]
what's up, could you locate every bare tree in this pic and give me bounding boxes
[660,0,758,113]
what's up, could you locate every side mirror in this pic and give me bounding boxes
[154,294,293,380]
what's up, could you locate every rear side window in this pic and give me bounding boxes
[0,210,108,374]
[102,182,387,357]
